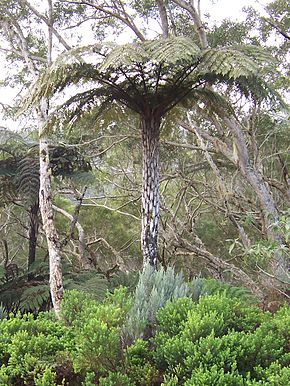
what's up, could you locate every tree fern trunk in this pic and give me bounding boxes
[27,200,39,281]
[141,113,161,269]
[39,133,63,318]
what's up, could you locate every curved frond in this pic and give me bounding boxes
[99,43,148,71]
[100,37,201,71]
[0,176,17,206]
[190,88,234,116]
[145,36,200,64]
[16,156,40,204]
[200,48,260,79]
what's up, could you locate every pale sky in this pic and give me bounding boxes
[0,0,272,130]
[202,0,270,22]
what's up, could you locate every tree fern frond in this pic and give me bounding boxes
[64,270,108,301]
[203,278,256,303]
[0,176,17,206]
[19,284,51,313]
[99,43,148,71]
[201,48,260,79]
[100,37,200,71]
[144,36,200,64]
[0,141,91,206]
[15,156,40,204]
[189,87,234,116]
[231,44,275,66]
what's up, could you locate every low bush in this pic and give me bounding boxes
[0,280,288,385]
[153,293,290,384]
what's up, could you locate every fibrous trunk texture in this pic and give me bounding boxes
[39,134,63,318]
[141,114,161,269]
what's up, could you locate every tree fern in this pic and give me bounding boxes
[22,36,275,268]
[21,39,275,132]
[0,138,91,206]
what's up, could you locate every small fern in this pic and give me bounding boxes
[203,278,257,304]
[19,284,51,313]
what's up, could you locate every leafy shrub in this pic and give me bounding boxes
[125,339,159,385]
[99,372,134,386]
[34,367,58,386]
[61,287,131,328]
[61,288,131,378]
[0,283,288,385]
[0,312,74,385]
[153,294,290,385]
[123,265,204,343]
[72,319,120,375]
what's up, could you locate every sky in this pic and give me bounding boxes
[0,0,272,130]
[202,0,269,22]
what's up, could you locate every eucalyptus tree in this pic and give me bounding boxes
[177,6,290,289]
[0,0,81,316]
[24,0,272,271]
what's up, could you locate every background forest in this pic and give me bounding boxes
[0,0,289,385]
[0,0,289,312]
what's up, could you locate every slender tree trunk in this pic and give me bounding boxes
[34,0,64,318]
[141,113,161,269]
[27,200,39,280]
[52,204,92,270]
[225,117,288,281]
[157,0,169,38]
[39,130,63,318]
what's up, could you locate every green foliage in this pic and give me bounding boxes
[99,37,201,71]
[99,372,134,386]
[125,339,158,385]
[153,294,289,384]
[0,312,73,385]
[202,279,256,304]
[34,367,58,386]
[0,263,110,315]
[64,270,109,300]
[73,318,120,375]
[61,288,131,377]
[0,285,289,385]
[0,130,91,207]
[123,265,204,342]
[0,274,51,314]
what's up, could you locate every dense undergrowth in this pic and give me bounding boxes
[0,268,289,385]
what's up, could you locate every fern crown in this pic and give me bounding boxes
[22,37,272,129]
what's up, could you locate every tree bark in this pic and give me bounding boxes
[224,117,288,281]
[141,113,161,269]
[27,200,39,280]
[172,0,209,49]
[52,204,91,270]
[37,0,63,318]
[39,131,63,318]
[157,0,169,38]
